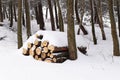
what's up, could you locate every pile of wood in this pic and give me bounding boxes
[22,34,69,63]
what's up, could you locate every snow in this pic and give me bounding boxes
[0,16,120,80]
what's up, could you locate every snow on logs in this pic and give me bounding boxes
[22,34,68,63]
[22,33,87,63]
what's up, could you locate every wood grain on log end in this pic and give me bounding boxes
[35,34,43,39]
[22,48,29,56]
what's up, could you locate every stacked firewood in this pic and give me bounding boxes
[22,34,68,63]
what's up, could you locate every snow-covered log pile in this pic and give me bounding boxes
[22,31,87,63]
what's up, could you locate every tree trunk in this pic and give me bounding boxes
[24,0,31,38]
[13,1,17,22]
[47,0,56,31]
[17,0,23,49]
[75,0,80,24]
[56,0,64,32]
[10,0,13,27]
[22,11,25,27]
[67,0,77,60]
[76,0,88,35]
[96,0,106,40]
[34,6,39,24]
[116,0,120,37]
[38,0,45,30]
[108,0,120,56]
[90,0,97,45]
[53,0,59,29]
[45,7,48,19]
[0,0,3,22]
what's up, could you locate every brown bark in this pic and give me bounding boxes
[47,0,56,31]
[67,0,77,60]
[38,1,45,30]
[54,0,59,29]
[90,0,97,45]
[108,0,120,56]
[76,0,88,35]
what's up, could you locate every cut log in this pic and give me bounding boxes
[54,52,69,58]
[43,47,49,53]
[49,53,54,58]
[36,47,42,55]
[47,52,51,57]
[55,57,67,63]
[29,45,37,56]
[77,46,87,55]
[38,58,42,61]
[41,40,49,47]
[34,55,39,60]
[44,59,53,63]
[35,34,43,39]
[22,48,29,56]
[27,42,33,49]
[50,46,68,53]
[34,39,41,47]
[41,52,47,60]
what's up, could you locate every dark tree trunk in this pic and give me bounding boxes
[45,7,48,19]
[97,0,106,40]
[17,0,23,49]
[10,0,13,27]
[25,0,31,38]
[108,0,120,56]
[116,0,120,37]
[13,1,17,22]
[47,0,56,31]
[67,0,77,60]
[38,1,45,30]
[22,11,25,27]
[56,0,64,32]
[75,0,80,24]
[34,6,39,24]
[90,0,97,45]
[75,0,88,35]
[53,0,59,29]
[0,0,3,22]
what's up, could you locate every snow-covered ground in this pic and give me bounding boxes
[0,18,120,80]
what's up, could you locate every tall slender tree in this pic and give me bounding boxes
[97,0,106,40]
[17,0,23,49]
[34,6,39,24]
[76,0,88,35]
[47,0,56,31]
[67,0,77,60]
[24,0,31,38]
[116,0,120,37]
[38,0,45,30]
[10,0,13,27]
[108,0,120,56]
[53,0,59,29]
[0,0,3,22]
[56,0,64,32]
[90,0,97,45]
[13,0,17,22]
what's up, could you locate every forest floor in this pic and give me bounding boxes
[0,19,120,80]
